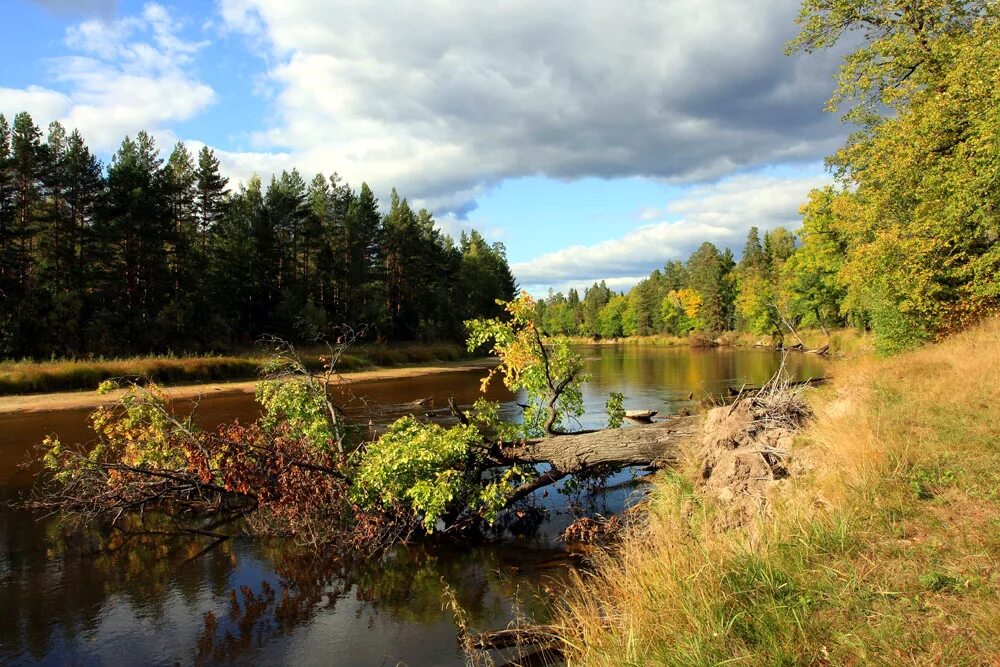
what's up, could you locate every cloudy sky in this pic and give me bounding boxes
[1,0,846,294]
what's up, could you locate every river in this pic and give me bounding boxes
[0,346,825,666]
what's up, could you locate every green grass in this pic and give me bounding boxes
[558,317,1000,665]
[0,342,469,396]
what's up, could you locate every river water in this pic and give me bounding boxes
[0,347,825,666]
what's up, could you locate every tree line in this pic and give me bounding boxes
[542,1,999,355]
[0,114,516,358]
[534,226,816,342]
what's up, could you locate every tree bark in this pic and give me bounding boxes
[501,415,700,474]
[443,416,703,534]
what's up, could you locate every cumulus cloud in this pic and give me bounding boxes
[0,85,72,121]
[513,171,830,294]
[0,3,214,151]
[218,0,846,214]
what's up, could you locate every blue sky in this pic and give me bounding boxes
[1,0,845,294]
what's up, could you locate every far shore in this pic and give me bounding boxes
[560,327,873,355]
[0,358,498,415]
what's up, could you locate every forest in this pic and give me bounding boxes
[0,116,516,359]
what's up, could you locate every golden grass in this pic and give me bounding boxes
[558,317,1000,666]
[0,342,468,396]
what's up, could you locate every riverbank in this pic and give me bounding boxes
[558,317,1000,664]
[0,356,497,415]
[0,342,469,397]
[564,327,873,356]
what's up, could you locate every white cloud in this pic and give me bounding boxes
[636,207,663,222]
[0,3,215,151]
[512,171,830,292]
[217,0,847,215]
[0,86,72,121]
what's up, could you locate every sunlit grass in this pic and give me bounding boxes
[0,342,469,396]
[558,317,1000,665]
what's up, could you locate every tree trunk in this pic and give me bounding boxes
[502,416,700,473]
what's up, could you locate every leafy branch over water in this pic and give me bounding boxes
[31,294,667,551]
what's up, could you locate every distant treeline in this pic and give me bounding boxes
[0,113,516,358]
[535,226,821,342]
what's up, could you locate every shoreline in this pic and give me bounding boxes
[0,358,498,415]
[561,327,873,355]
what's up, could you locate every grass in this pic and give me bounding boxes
[557,317,1000,665]
[0,342,469,396]
[566,327,874,356]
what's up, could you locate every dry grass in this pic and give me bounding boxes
[0,342,468,396]
[557,317,1000,666]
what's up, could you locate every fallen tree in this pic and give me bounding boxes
[30,296,701,550]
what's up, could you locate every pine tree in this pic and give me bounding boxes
[305,172,332,312]
[10,112,42,298]
[160,142,202,344]
[686,242,732,333]
[0,114,16,355]
[100,131,171,351]
[740,227,766,271]
[195,146,228,255]
[210,176,262,339]
[458,229,516,324]
[346,183,383,330]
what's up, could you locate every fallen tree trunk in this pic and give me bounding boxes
[442,416,703,533]
[501,415,700,473]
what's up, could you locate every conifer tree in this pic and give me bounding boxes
[195,146,228,255]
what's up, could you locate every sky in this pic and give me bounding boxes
[0,0,847,295]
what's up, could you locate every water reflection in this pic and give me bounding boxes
[0,504,570,665]
[0,347,824,665]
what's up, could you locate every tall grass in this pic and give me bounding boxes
[0,342,469,396]
[558,317,1000,665]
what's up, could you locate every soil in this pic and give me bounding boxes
[696,387,812,530]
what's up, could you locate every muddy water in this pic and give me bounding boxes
[0,347,825,666]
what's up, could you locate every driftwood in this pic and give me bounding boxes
[624,409,658,422]
[406,396,433,407]
[472,625,562,651]
[466,625,564,667]
[806,344,830,356]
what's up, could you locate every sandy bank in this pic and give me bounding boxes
[0,358,498,415]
